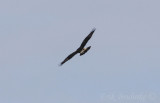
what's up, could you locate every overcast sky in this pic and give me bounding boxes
[0,0,160,103]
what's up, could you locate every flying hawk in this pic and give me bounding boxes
[60,28,96,66]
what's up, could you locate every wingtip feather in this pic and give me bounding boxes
[92,27,96,31]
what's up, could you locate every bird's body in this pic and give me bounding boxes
[80,46,91,56]
[60,28,96,66]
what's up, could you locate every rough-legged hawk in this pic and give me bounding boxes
[60,28,96,66]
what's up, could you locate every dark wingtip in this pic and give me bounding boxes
[92,27,96,31]
[58,62,63,66]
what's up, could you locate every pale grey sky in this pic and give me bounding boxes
[0,0,160,103]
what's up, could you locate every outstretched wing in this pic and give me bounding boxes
[60,51,78,66]
[78,28,96,51]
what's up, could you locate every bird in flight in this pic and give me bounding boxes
[60,28,96,66]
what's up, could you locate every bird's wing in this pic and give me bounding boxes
[60,51,78,66]
[78,28,96,50]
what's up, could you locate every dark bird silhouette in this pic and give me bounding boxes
[60,28,96,66]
